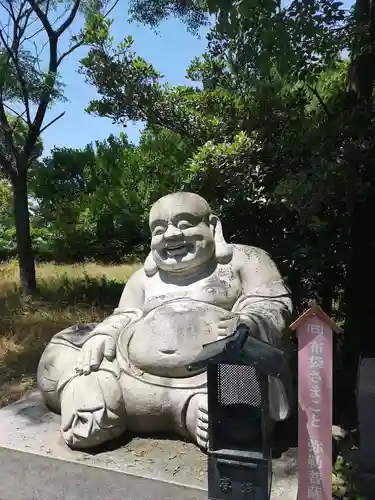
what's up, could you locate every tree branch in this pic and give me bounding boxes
[56,0,81,36]
[0,29,32,126]
[105,0,120,19]
[0,97,18,176]
[51,4,70,27]
[26,0,55,38]
[24,0,84,157]
[8,0,17,22]
[21,1,65,157]
[44,0,52,17]
[0,1,12,19]
[22,25,44,43]
[3,103,28,126]
[0,147,16,178]
[39,111,65,134]
[24,3,70,44]
[0,19,10,45]
[0,2,34,126]
[58,0,119,65]
[33,38,49,63]
[18,3,34,41]
[58,39,85,66]
[306,83,332,118]
[24,46,58,157]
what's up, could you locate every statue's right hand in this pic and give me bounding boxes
[75,334,116,375]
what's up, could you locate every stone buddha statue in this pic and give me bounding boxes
[37,192,293,450]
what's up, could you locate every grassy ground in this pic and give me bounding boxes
[0,261,139,407]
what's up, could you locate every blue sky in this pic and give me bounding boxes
[40,8,209,156]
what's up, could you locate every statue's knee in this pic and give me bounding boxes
[37,342,80,413]
[60,370,126,449]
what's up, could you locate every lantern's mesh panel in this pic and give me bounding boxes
[217,364,263,407]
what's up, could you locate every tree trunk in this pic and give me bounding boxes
[339,190,375,425]
[343,193,375,357]
[348,0,375,101]
[320,283,333,318]
[337,0,375,425]
[12,168,37,295]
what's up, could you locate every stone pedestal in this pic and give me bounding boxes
[0,393,298,499]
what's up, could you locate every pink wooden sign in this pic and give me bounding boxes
[291,301,342,500]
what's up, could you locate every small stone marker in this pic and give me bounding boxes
[290,300,342,500]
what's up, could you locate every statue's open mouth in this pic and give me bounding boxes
[164,243,191,257]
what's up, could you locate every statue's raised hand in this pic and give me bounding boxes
[217,314,240,339]
[218,313,254,339]
[75,334,116,375]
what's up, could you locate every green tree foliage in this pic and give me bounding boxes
[0,177,14,229]
[0,114,43,167]
[129,0,351,81]
[32,127,193,261]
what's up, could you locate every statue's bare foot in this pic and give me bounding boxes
[60,370,127,449]
[185,393,209,450]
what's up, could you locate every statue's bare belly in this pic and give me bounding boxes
[117,265,243,380]
[120,299,233,377]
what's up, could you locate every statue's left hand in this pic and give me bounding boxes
[75,334,116,375]
[217,314,240,339]
[218,313,253,339]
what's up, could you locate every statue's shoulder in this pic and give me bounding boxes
[231,244,272,265]
[231,244,289,294]
[126,267,147,287]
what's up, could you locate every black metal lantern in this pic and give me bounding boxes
[188,324,289,500]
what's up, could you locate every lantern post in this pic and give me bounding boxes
[188,323,290,500]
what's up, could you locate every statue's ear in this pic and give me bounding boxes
[210,215,233,264]
[144,251,158,277]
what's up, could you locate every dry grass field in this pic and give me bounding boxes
[0,261,139,407]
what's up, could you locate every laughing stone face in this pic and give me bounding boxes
[149,192,216,273]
